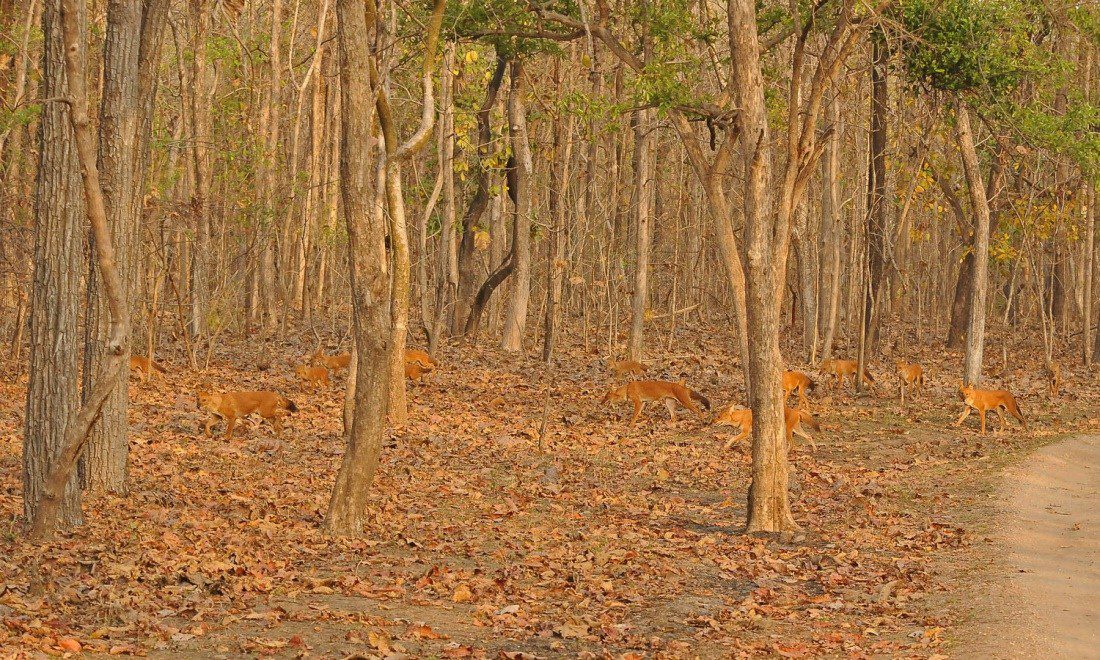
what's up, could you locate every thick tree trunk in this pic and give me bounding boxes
[81,0,166,494]
[728,0,797,534]
[324,0,390,536]
[30,0,134,539]
[25,0,86,529]
[627,107,653,362]
[501,60,532,352]
[955,100,990,386]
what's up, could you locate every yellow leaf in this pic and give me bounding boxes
[452,583,474,603]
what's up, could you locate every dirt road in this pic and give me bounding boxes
[961,435,1099,658]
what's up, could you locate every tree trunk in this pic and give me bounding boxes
[501,60,532,352]
[30,0,134,539]
[324,0,391,536]
[955,100,990,386]
[728,0,797,533]
[187,0,212,338]
[25,0,86,529]
[452,56,507,335]
[863,35,889,350]
[543,57,573,362]
[818,90,842,359]
[81,0,166,494]
[627,107,653,362]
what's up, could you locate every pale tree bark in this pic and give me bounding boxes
[627,106,653,362]
[187,0,212,338]
[324,0,390,536]
[543,56,574,362]
[367,0,445,422]
[818,92,843,360]
[25,0,86,530]
[260,0,283,331]
[955,100,989,386]
[501,59,533,352]
[29,0,133,540]
[81,0,168,494]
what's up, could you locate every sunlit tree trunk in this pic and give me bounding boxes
[501,60,532,352]
[955,100,989,386]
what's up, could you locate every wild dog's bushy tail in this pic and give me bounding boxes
[690,390,711,411]
[284,397,299,413]
[806,376,817,392]
[863,370,875,383]
[150,360,168,373]
[799,410,821,432]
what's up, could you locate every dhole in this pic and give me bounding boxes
[783,370,816,407]
[405,349,437,369]
[714,405,820,451]
[1044,362,1062,398]
[610,360,647,377]
[196,388,298,439]
[954,383,1027,435]
[312,350,351,372]
[602,380,710,425]
[821,358,874,392]
[130,355,167,380]
[295,364,330,390]
[895,360,924,404]
[405,361,429,382]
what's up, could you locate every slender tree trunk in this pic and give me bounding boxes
[324,0,390,536]
[955,100,990,385]
[627,107,653,362]
[819,91,842,359]
[187,0,212,338]
[452,56,507,335]
[501,60,532,352]
[25,0,86,529]
[864,35,888,350]
[543,58,573,362]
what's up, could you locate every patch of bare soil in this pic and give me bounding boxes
[956,435,1100,659]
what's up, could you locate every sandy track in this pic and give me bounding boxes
[962,435,1099,658]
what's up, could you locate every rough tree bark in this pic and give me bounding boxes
[187,0,212,338]
[29,0,133,540]
[81,0,167,494]
[627,106,653,362]
[324,0,390,536]
[955,100,990,386]
[24,0,86,530]
[501,59,533,352]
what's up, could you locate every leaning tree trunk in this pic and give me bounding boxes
[955,100,990,386]
[25,0,86,529]
[501,60,532,352]
[627,107,653,362]
[324,0,390,536]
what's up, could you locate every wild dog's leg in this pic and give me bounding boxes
[954,406,972,427]
[793,425,817,452]
[979,408,987,435]
[272,414,284,436]
[630,400,644,425]
[664,398,678,422]
[225,415,237,439]
[204,415,215,437]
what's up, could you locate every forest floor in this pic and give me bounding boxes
[0,323,1096,658]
